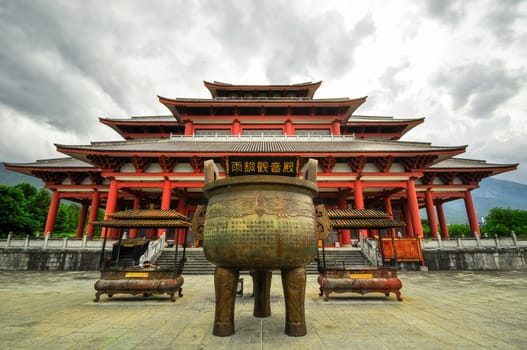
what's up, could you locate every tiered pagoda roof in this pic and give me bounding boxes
[203,80,322,99]
[4,80,518,207]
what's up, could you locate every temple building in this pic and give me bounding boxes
[5,81,517,246]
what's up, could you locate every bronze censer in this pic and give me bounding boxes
[193,159,329,337]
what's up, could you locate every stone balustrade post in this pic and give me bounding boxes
[62,237,68,249]
[6,232,12,248]
[456,237,463,249]
[474,231,482,248]
[44,232,50,249]
[82,234,88,248]
[24,235,30,248]
[511,231,519,248]
[494,235,501,249]
[436,234,443,249]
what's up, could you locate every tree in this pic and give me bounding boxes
[0,183,45,237]
[447,224,471,237]
[484,208,527,236]
[54,202,81,235]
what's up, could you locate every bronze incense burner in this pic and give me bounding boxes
[194,159,328,337]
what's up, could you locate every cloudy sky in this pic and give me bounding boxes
[1,0,526,184]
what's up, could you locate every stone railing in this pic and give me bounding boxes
[1,233,109,250]
[360,235,382,267]
[169,134,356,142]
[422,232,527,250]
[139,233,166,265]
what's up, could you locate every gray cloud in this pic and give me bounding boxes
[481,0,525,44]
[422,0,467,26]
[205,2,375,83]
[433,61,524,118]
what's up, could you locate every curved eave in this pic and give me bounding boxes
[427,163,518,177]
[100,117,182,139]
[54,139,466,167]
[100,116,178,125]
[347,117,424,126]
[157,96,368,122]
[345,117,425,139]
[203,80,323,99]
[401,117,425,135]
[99,118,127,138]
[4,159,100,180]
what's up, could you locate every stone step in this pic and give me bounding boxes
[154,248,373,275]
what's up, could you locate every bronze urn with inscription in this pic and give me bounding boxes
[193,159,329,337]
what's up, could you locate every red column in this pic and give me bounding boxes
[184,120,194,136]
[464,191,480,237]
[436,201,449,239]
[384,196,396,236]
[402,200,414,237]
[102,179,119,239]
[354,179,367,237]
[332,120,341,136]
[129,196,140,238]
[425,190,438,238]
[232,119,241,135]
[158,178,172,237]
[177,191,187,246]
[86,190,100,239]
[284,119,294,136]
[76,202,89,238]
[161,179,171,209]
[339,192,351,246]
[44,191,60,237]
[406,178,423,238]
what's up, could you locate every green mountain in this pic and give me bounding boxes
[443,178,527,224]
[0,163,43,188]
[2,163,525,223]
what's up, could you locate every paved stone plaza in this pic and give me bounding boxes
[0,270,526,349]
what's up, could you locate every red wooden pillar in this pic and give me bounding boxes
[339,192,351,246]
[177,190,187,246]
[402,200,414,237]
[232,119,241,135]
[284,119,294,136]
[436,201,449,239]
[129,196,140,238]
[384,196,396,236]
[464,190,480,237]
[354,179,367,237]
[332,120,341,136]
[86,190,100,239]
[102,179,119,239]
[407,178,423,238]
[158,178,172,237]
[44,190,60,237]
[425,190,438,238]
[184,120,194,136]
[76,202,89,238]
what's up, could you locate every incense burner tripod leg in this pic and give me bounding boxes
[281,266,307,337]
[213,266,239,337]
[253,269,272,317]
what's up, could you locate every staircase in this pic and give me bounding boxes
[154,248,372,275]
[155,248,215,274]
[307,248,372,274]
